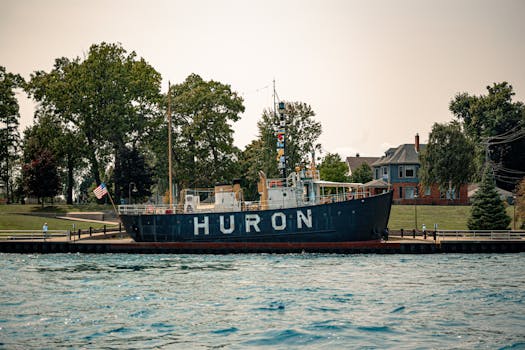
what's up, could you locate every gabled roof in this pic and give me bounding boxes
[372,144,426,166]
[363,179,389,188]
[346,156,380,171]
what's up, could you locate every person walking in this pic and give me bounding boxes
[422,223,427,239]
[43,222,48,241]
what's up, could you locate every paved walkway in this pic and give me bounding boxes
[55,216,120,225]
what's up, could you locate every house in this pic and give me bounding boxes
[367,134,469,205]
[346,154,380,176]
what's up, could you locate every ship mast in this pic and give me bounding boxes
[273,80,287,182]
[167,81,173,208]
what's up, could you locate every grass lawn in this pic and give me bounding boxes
[0,204,119,231]
[388,205,518,231]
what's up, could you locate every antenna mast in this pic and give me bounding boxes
[167,81,173,208]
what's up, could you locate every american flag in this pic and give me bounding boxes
[93,183,108,199]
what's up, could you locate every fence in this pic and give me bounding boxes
[437,230,525,240]
[0,225,122,241]
[0,230,68,241]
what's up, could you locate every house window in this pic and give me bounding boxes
[424,187,431,196]
[382,166,389,180]
[405,187,415,199]
[399,187,403,198]
[405,166,415,178]
[440,188,459,199]
[398,166,403,178]
[374,168,380,179]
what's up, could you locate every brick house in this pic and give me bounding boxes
[368,134,468,205]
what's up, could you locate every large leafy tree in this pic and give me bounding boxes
[257,102,322,178]
[419,121,476,193]
[449,82,525,190]
[468,166,511,230]
[319,153,350,182]
[22,111,85,204]
[26,42,162,202]
[22,149,61,206]
[0,66,24,203]
[162,74,245,189]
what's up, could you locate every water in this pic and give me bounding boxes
[1,253,524,349]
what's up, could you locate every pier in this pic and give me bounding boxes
[0,233,523,254]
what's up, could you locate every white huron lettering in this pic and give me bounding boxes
[297,209,312,229]
[220,215,235,234]
[271,212,286,230]
[245,214,261,233]
[193,216,209,235]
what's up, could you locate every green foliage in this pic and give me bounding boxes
[419,121,475,192]
[22,112,85,204]
[238,139,268,200]
[350,163,372,184]
[22,149,61,206]
[114,147,153,203]
[516,177,525,229]
[449,82,525,190]
[0,66,24,203]
[319,153,350,182]
[160,74,245,189]
[257,102,322,178]
[25,42,162,201]
[468,167,511,230]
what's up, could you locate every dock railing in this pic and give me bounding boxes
[0,230,69,241]
[437,230,525,240]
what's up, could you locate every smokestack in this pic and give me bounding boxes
[415,133,420,152]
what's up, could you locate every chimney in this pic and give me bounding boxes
[415,133,420,152]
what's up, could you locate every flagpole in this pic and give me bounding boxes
[106,190,119,219]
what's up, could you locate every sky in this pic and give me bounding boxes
[1,0,525,159]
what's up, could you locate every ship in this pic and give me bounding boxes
[118,169,393,248]
[118,85,392,251]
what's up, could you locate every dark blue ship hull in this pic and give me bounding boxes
[120,191,393,245]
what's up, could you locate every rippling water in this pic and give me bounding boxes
[1,253,524,349]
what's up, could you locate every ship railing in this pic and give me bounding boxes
[118,191,377,215]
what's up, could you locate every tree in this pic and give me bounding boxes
[257,102,322,178]
[22,149,61,206]
[238,139,268,200]
[350,163,372,184]
[319,153,350,182]
[26,42,162,202]
[419,121,476,194]
[516,177,525,229]
[449,82,525,190]
[0,66,24,203]
[164,74,245,189]
[468,166,511,230]
[113,147,153,203]
[22,111,85,204]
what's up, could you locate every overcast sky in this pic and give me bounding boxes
[2,0,524,158]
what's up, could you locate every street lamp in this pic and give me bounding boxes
[129,182,138,204]
[414,193,418,231]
